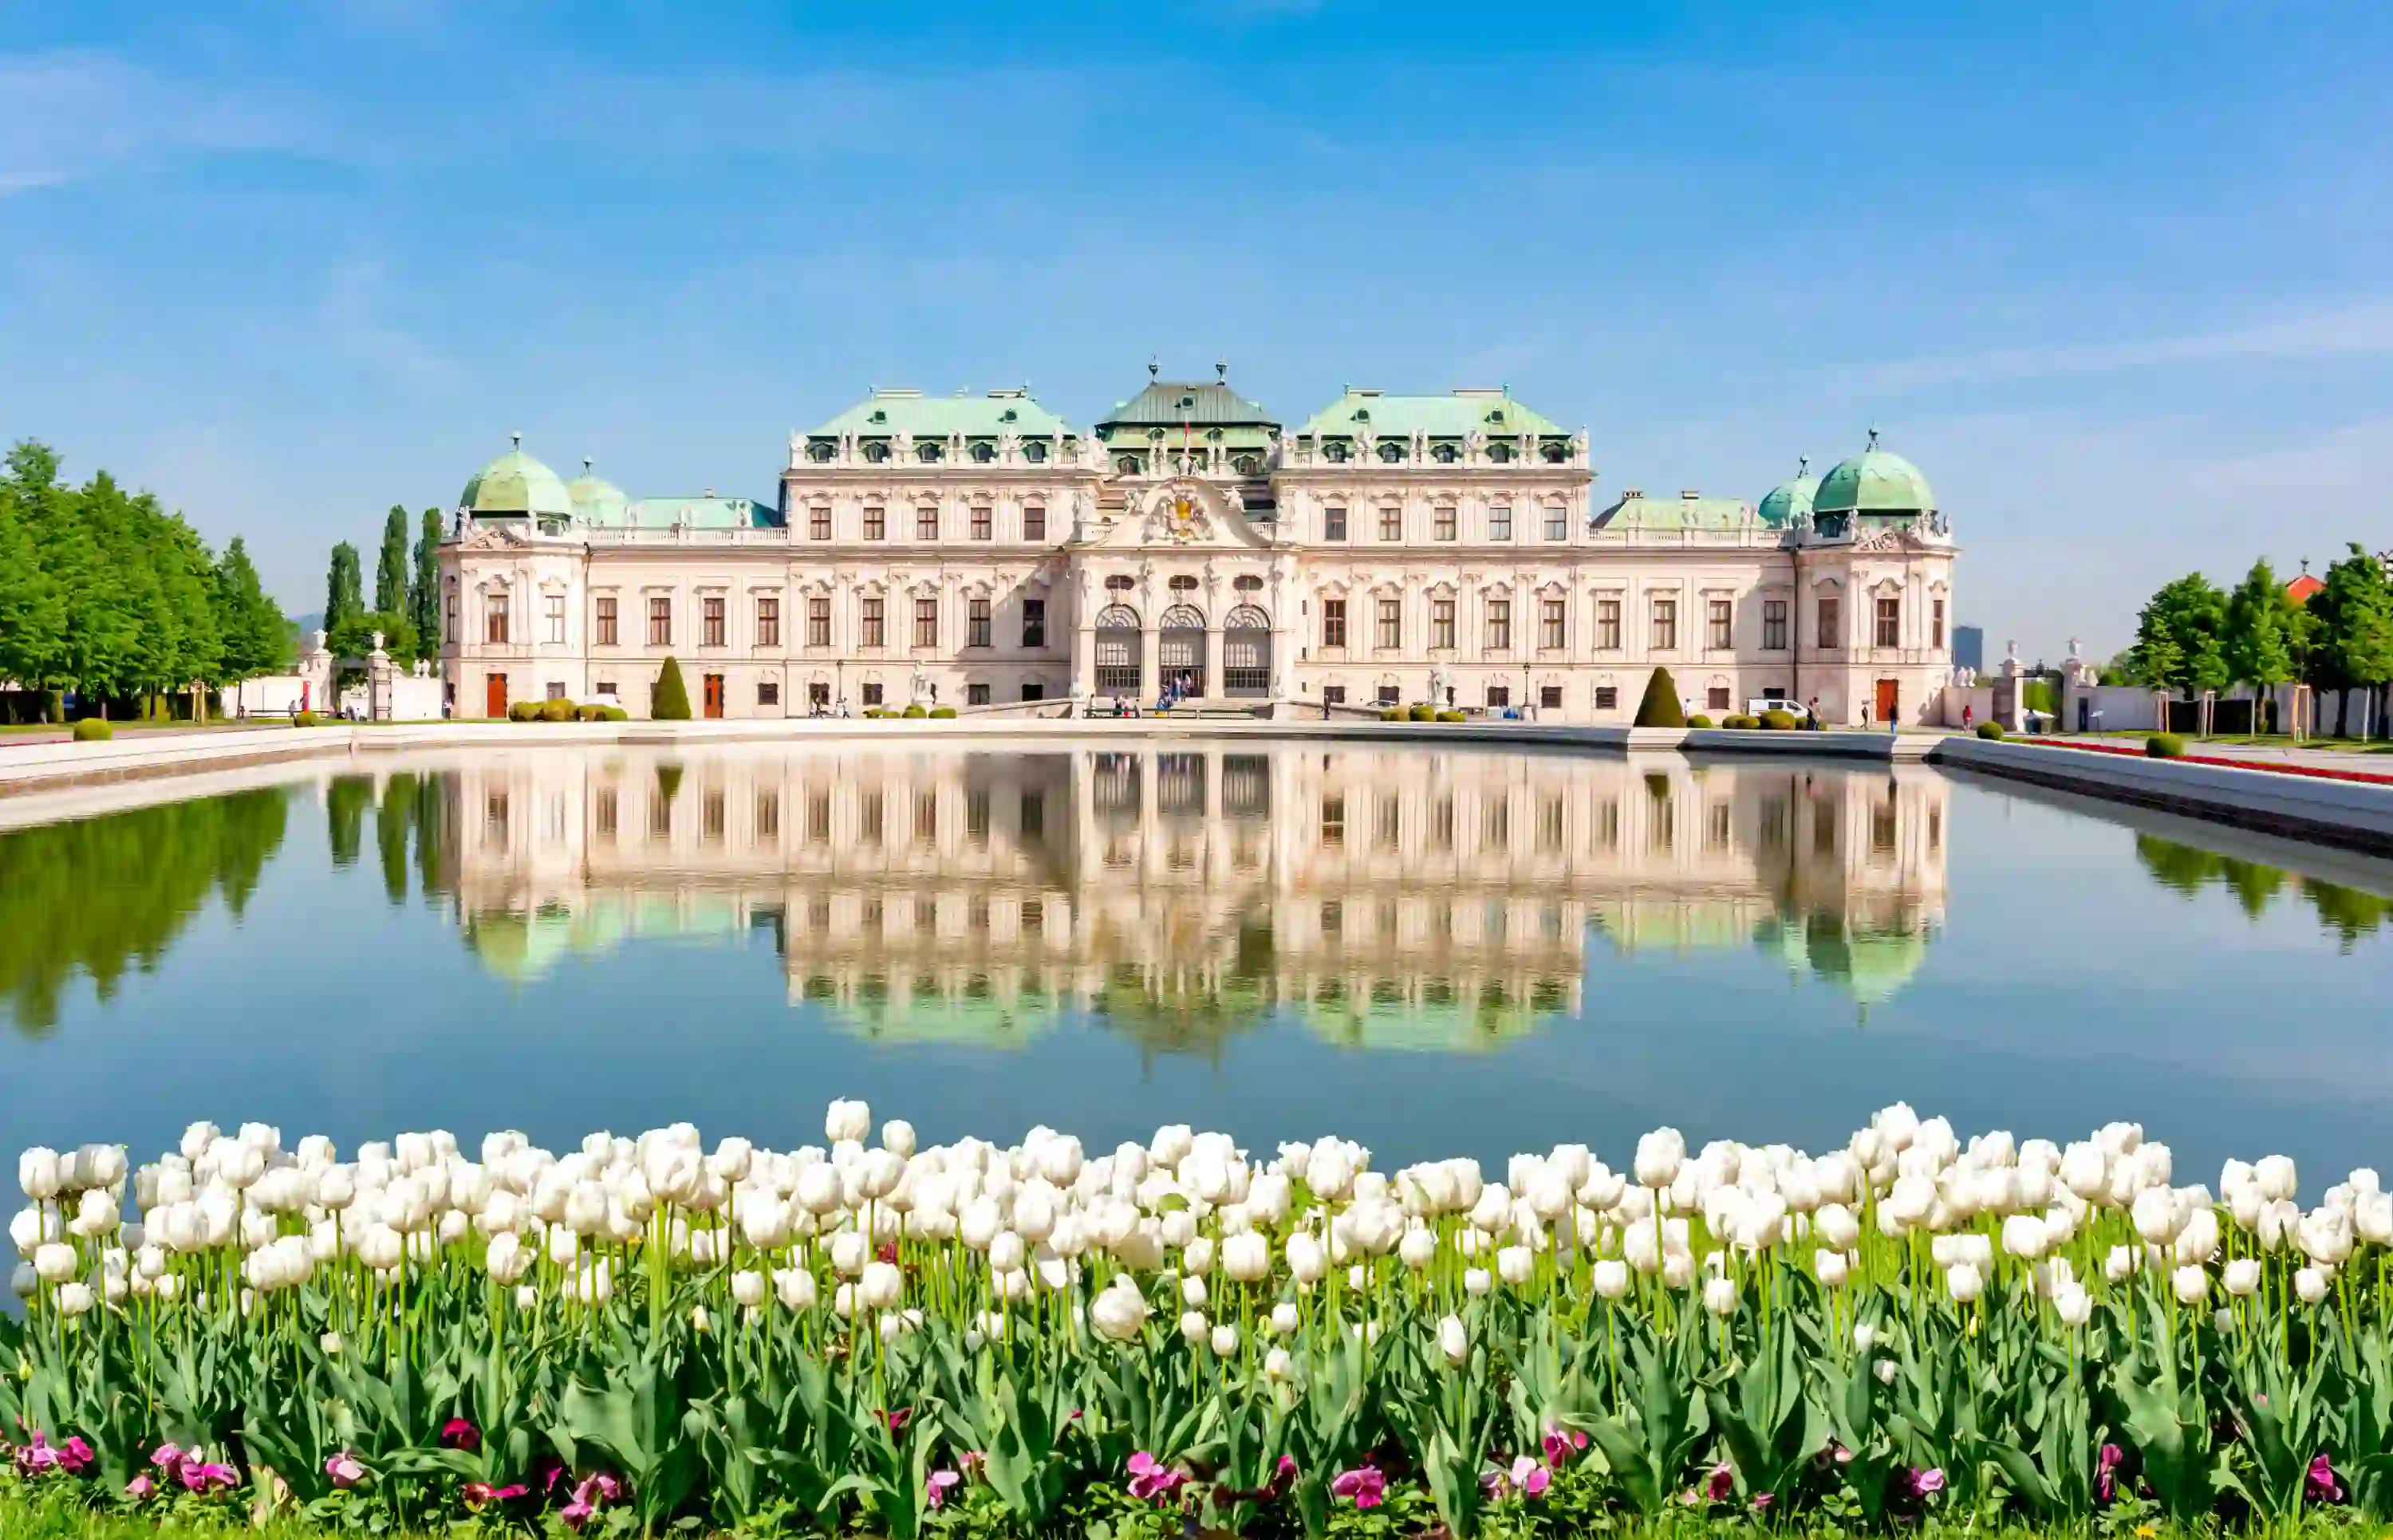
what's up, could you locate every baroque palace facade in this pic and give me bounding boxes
[439,365,1958,723]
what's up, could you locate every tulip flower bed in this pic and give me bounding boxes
[9,1105,2393,1539]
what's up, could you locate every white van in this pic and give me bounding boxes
[1748,698,1809,720]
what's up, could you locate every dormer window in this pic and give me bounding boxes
[1487,443,1513,464]
[917,443,943,463]
[1540,442,1567,464]
[970,442,995,463]
[806,442,834,463]
[1323,441,1349,463]
[1432,443,1458,464]
[1025,441,1048,463]
[1116,455,1141,473]
[869,409,888,425]
[1233,455,1260,475]
[863,441,889,464]
[1376,442,1403,464]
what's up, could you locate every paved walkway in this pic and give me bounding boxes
[2033,732,2393,774]
[0,721,293,747]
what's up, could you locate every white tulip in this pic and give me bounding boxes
[731,1270,768,1309]
[1438,1313,1469,1365]
[55,1281,94,1316]
[2255,1155,2297,1203]
[1264,1346,1292,1380]
[1592,1258,1630,1299]
[2222,1258,2261,1298]
[2104,1244,2138,1282]
[858,1259,903,1310]
[1221,1232,1269,1283]
[2169,1264,2208,1305]
[2295,1266,2330,1305]
[1632,1128,1684,1190]
[824,1100,872,1145]
[1090,1278,1149,1342]
[1181,1274,1208,1309]
[1271,1301,1299,1335]
[2000,1214,2049,1261]
[1178,1309,1208,1343]
[1286,1231,1327,1285]
[32,1242,77,1284]
[1702,1275,1738,1317]
[1496,1245,1534,1287]
[18,1148,61,1201]
[2054,1285,2092,1327]
[774,1266,818,1311]
[1398,1227,1438,1272]
[1211,1322,1240,1357]
[1945,1262,1983,1304]
[1464,1266,1492,1298]
[1815,1249,1851,1288]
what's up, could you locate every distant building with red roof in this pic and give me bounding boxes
[2286,572,2325,605]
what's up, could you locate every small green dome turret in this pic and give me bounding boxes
[460,433,574,519]
[1756,455,1819,527]
[1812,430,1935,518]
[566,457,629,526]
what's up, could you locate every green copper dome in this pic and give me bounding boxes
[460,434,574,519]
[566,457,629,526]
[1812,431,1934,517]
[1756,456,1819,527]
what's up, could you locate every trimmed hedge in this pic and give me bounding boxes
[1633,668,1685,727]
[1976,721,2007,740]
[1760,709,1797,731]
[71,717,112,742]
[1408,703,1436,722]
[1379,708,1403,722]
[506,700,539,722]
[2147,732,2186,758]
[539,698,574,723]
[291,711,321,728]
[1436,710,1465,723]
[1721,714,1760,730]
[652,656,692,721]
[929,707,957,719]
[1685,714,1715,729]
[902,703,928,719]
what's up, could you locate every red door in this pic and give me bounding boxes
[485,674,508,719]
[703,674,725,719]
[1875,678,1899,726]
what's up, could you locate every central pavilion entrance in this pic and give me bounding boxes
[1094,605,1143,695]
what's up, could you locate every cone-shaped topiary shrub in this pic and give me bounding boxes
[1634,668,1686,727]
[652,657,692,720]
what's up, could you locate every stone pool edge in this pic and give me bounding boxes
[4,720,2390,856]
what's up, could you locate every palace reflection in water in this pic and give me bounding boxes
[440,747,1949,1050]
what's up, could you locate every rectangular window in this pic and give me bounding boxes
[594,596,618,647]
[1376,597,1402,650]
[1431,598,1456,649]
[1489,505,1512,542]
[916,505,938,540]
[1433,505,1457,541]
[1595,685,1618,711]
[1817,595,1841,650]
[703,596,726,648]
[444,582,458,643]
[1323,685,1346,705]
[1022,682,1045,702]
[808,680,830,711]
[1762,599,1788,651]
[1319,794,1346,847]
[1651,598,1677,651]
[1375,683,1399,706]
[595,679,616,698]
[1487,599,1512,652]
[647,597,670,648]
[913,597,938,649]
[1323,506,1347,542]
[810,506,830,541]
[861,682,882,707]
[1486,684,1510,708]
[807,596,830,648]
[484,593,510,645]
[1540,685,1563,711]
[967,683,991,706]
[967,597,990,648]
[1378,506,1401,542]
[1707,686,1732,711]
[544,593,565,644]
[1876,597,1900,648]
[1597,598,1621,651]
[1023,505,1046,542]
[1541,598,1567,651]
[861,597,884,649]
[1545,505,1569,541]
[1932,598,1946,649]
[759,680,780,707]
[1709,599,1732,651]
[756,596,780,648]
[1321,598,1346,648]
[863,505,885,541]
[971,505,991,541]
[1022,598,1046,648]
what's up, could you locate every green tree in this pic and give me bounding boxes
[2222,559,2296,733]
[0,446,67,715]
[2308,544,2393,738]
[373,505,412,620]
[2128,573,2228,699]
[411,507,443,659]
[214,538,292,678]
[652,656,692,720]
[328,609,417,663]
[325,542,365,637]
[1634,666,1685,727]
[60,471,146,716]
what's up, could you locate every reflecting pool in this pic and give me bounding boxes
[3,742,2390,1213]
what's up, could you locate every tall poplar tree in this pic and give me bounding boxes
[0,445,66,712]
[374,506,412,620]
[214,538,290,678]
[411,507,443,659]
[325,542,365,638]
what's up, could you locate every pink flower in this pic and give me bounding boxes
[1331,1466,1386,1509]
[926,1469,961,1509]
[2307,1454,2344,1504]
[560,1498,593,1530]
[1752,1491,1776,1514]
[15,1432,61,1478]
[440,1418,481,1451]
[151,1444,183,1469]
[879,1407,911,1434]
[59,1436,93,1474]
[1707,1462,1736,1502]
[1903,1466,1946,1500]
[2096,1443,2124,1504]
[1127,1451,1188,1504]
[1480,1455,1550,1500]
[464,1481,529,1507]
[325,1452,365,1489]
[1541,1426,1588,1468]
[175,1451,239,1493]
[561,1472,621,1530]
[959,1450,987,1478]
[125,1475,156,1501]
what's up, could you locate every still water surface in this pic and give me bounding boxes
[3,742,2390,1203]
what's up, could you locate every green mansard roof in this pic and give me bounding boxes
[1592,490,1759,534]
[1098,372,1278,436]
[810,388,1074,439]
[1297,388,1567,441]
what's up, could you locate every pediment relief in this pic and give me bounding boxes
[1095,479,1272,553]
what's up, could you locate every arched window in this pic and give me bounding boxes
[1105,574,1135,593]
[863,441,889,463]
[1025,441,1048,463]
[1233,454,1260,475]
[970,442,995,463]
[1377,441,1404,463]
[917,443,944,463]
[1160,603,1205,631]
[1097,603,1141,628]
[1487,442,1513,464]
[806,442,834,463]
[1168,574,1198,594]
[1225,604,1269,628]
[1232,574,1263,593]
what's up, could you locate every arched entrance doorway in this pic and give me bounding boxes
[1159,604,1206,695]
[1094,605,1142,695]
[1223,605,1271,696]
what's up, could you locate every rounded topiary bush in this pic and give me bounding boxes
[1379,708,1402,722]
[1685,714,1716,729]
[506,700,538,723]
[1760,709,1797,731]
[2147,732,2186,758]
[540,698,574,723]
[1408,703,1436,722]
[601,706,628,723]
[292,711,321,728]
[929,706,957,719]
[1633,668,1685,728]
[574,703,605,722]
[1721,714,1758,730]
[1975,721,2006,740]
[1436,710,1465,723]
[902,703,928,719]
[71,718,112,742]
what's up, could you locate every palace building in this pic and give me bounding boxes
[438,364,1957,723]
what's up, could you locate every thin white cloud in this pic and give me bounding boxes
[0,48,317,192]
[1859,298,2393,392]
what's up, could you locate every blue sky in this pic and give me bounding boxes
[3,2,2388,660]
